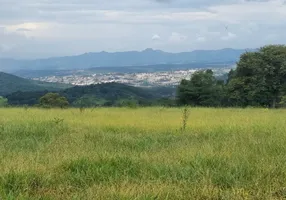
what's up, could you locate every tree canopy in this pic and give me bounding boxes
[177,69,225,107]
[228,45,286,108]
[177,45,286,108]
[0,96,8,107]
[39,93,69,108]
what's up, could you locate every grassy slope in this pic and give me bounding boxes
[0,107,286,199]
[0,72,71,96]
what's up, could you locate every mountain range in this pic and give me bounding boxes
[0,48,254,72]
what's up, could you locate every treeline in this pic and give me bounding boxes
[4,83,176,108]
[177,45,286,108]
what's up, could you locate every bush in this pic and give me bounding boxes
[39,93,69,108]
[0,96,8,107]
[278,96,286,108]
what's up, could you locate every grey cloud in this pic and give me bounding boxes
[0,0,277,25]
[0,0,286,58]
[0,27,30,57]
[155,0,172,2]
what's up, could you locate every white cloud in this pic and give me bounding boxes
[221,32,237,40]
[197,36,206,42]
[5,22,52,38]
[0,44,16,52]
[152,34,161,40]
[169,32,187,43]
[0,27,33,57]
[209,0,286,24]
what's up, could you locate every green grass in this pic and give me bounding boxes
[0,107,286,199]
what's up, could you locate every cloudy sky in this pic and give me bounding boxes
[0,0,286,58]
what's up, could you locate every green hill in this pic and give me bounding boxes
[62,83,155,101]
[1,72,175,107]
[0,72,71,96]
[6,83,175,107]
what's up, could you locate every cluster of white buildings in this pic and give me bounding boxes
[34,68,232,87]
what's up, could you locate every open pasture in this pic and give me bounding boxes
[0,107,286,199]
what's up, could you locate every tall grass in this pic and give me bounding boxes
[0,107,286,199]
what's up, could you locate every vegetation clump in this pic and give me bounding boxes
[39,92,69,108]
[0,96,8,107]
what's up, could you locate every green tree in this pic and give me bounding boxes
[228,45,286,108]
[0,96,8,107]
[72,95,98,108]
[177,69,225,106]
[278,96,286,108]
[116,98,138,108]
[39,93,69,108]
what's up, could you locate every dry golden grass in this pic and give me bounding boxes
[0,107,286,199]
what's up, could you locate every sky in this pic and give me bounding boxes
[0,0,286,59]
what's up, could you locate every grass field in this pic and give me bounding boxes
[1,107,286,199]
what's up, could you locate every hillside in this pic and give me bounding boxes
[6,82,175,106]
[0,48,254,72]
[0,72,70,96]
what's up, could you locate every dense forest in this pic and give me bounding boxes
[5,83,176,107]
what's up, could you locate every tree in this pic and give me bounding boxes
[39,93,69,108]
[0,96,8,107]
[72,95,99,108]
[177,69,225,106]
[227,45,286,108]
[115,98,138,108]
[278,96,286,108]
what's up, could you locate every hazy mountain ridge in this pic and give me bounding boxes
[0,48,254,72]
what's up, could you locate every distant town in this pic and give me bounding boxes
[33,68,232,87]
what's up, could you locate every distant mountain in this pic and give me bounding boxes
[0,72,71,96]
[0,48,254,72]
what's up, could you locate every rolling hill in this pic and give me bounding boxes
[5,82,175,107]
[0,72,71,96]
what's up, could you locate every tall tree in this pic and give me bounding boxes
[177,69,224,106]
[228,45,286,108]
